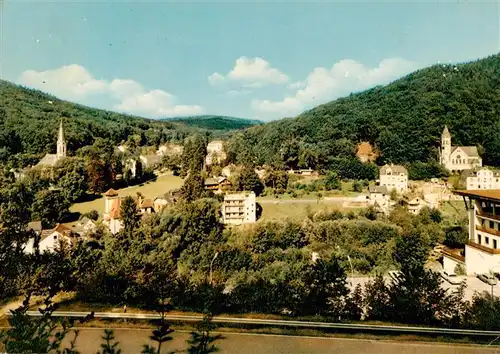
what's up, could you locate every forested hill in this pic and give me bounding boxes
[0,80,198,158]
[164,115,262,131]
[230,53,500,167]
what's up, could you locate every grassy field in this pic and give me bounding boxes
[441,200,467,219]
[258,201,363,221]
[69,173,184,216]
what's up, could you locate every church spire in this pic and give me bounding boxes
[56,119,67,158]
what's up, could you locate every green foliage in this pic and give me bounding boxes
[181,171,205,202]
[120,196,140,239]
[187,312,222,354]
[226,54,500,167]
[165,115,261,131]
[444,225,468,248]
[324,172,341,191]
[408,161,449,180]
[97,330,122,354]
[31,189,71,228]
[237,165,264,196]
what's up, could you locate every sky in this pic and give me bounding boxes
[0,1,499,121]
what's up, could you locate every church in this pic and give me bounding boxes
[36,120,67,167]
[439,125,482,173]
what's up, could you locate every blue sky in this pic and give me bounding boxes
[1,1,499,120]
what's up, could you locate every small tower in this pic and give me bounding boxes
[103,188,120,215]
[56,119,67,158]
[440,125,451,168]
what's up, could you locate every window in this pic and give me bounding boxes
[494,240,498,249]
[478,234,482,244]
[53,235,57,240]
[490,221,495,229]
[486,237,490,245]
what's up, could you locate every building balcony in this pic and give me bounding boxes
[476,210,500,222]
[476,225,500,237]
[467,240,500,255]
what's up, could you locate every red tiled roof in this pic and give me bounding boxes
[104,188,119,197]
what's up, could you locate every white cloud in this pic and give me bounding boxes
[253,57,417,116]
[208,56,289,88]
[287,81,305,90]
[17,64,204,118]
[226,89,251,97]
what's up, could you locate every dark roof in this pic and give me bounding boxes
[380,164,408,175]
[26,221,42,233]
[369,185,389,194]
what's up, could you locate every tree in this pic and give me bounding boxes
[120,196,140,239]
[364,274,391,321]
[302,257,349,317]
[351,180,363,193]
[238,165,264,196]
[324,172,341,191]
[181,171,205,202]
[98,329,122,354]
[31,189,71,228]
[0,294,82,354]
[187,312,222,354]
[444,225,468,248]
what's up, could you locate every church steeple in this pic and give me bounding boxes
[56,119,67,158]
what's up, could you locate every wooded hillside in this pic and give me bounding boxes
[229,54,500,167]
[165,115,262,131]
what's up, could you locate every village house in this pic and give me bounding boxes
[401,196,430,215]
[368,185,394,214]
[439,125,482,172]
[465,168,500,190]
[102,189,155,234]
[139,154,162,169]
[287,168,315,176]
[36,120,67,168]
[157,143,183,157]
[205,140,226,166]
[153,193,178,213]
[23,224,75,254]
[204,176,232,194]
[222,191,257,225]
[356,142,378,163]
[450,189,500,276]
[379,164,408,193]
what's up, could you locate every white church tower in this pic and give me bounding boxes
[440,125,451,168]
[56,119,67,159]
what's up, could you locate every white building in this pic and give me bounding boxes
[102,189,154,234]
[379,164,408,194]
[36,120,67,167]
[23,224,74,254]
[453,189,500,275]
[439,126,482,173]
[466,168,500,190]
[368,185,394,214]
[206,140,226,166]
[157,143,183,157]
[222,191,256,225]
[403,197,430,215]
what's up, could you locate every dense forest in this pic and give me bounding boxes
[164,115,262,131]
[0,80,212,162]
[227,54,500,168]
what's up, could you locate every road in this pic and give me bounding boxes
[349,276,500,301]
[64,328,500,354]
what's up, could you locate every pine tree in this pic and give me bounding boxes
[187,312,222,354]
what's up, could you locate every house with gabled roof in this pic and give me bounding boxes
[379,164,408,194]
[23,223,75,254]
[204,176,232,194]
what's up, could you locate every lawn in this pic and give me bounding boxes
[258,200,363,221]
[69,173,184,216]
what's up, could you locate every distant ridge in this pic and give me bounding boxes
[163,115,263,131]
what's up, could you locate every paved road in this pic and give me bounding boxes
[65,328,500,354]
[349,276,500,301]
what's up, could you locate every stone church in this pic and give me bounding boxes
[36,120,67,167]
[439,125,481,172]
